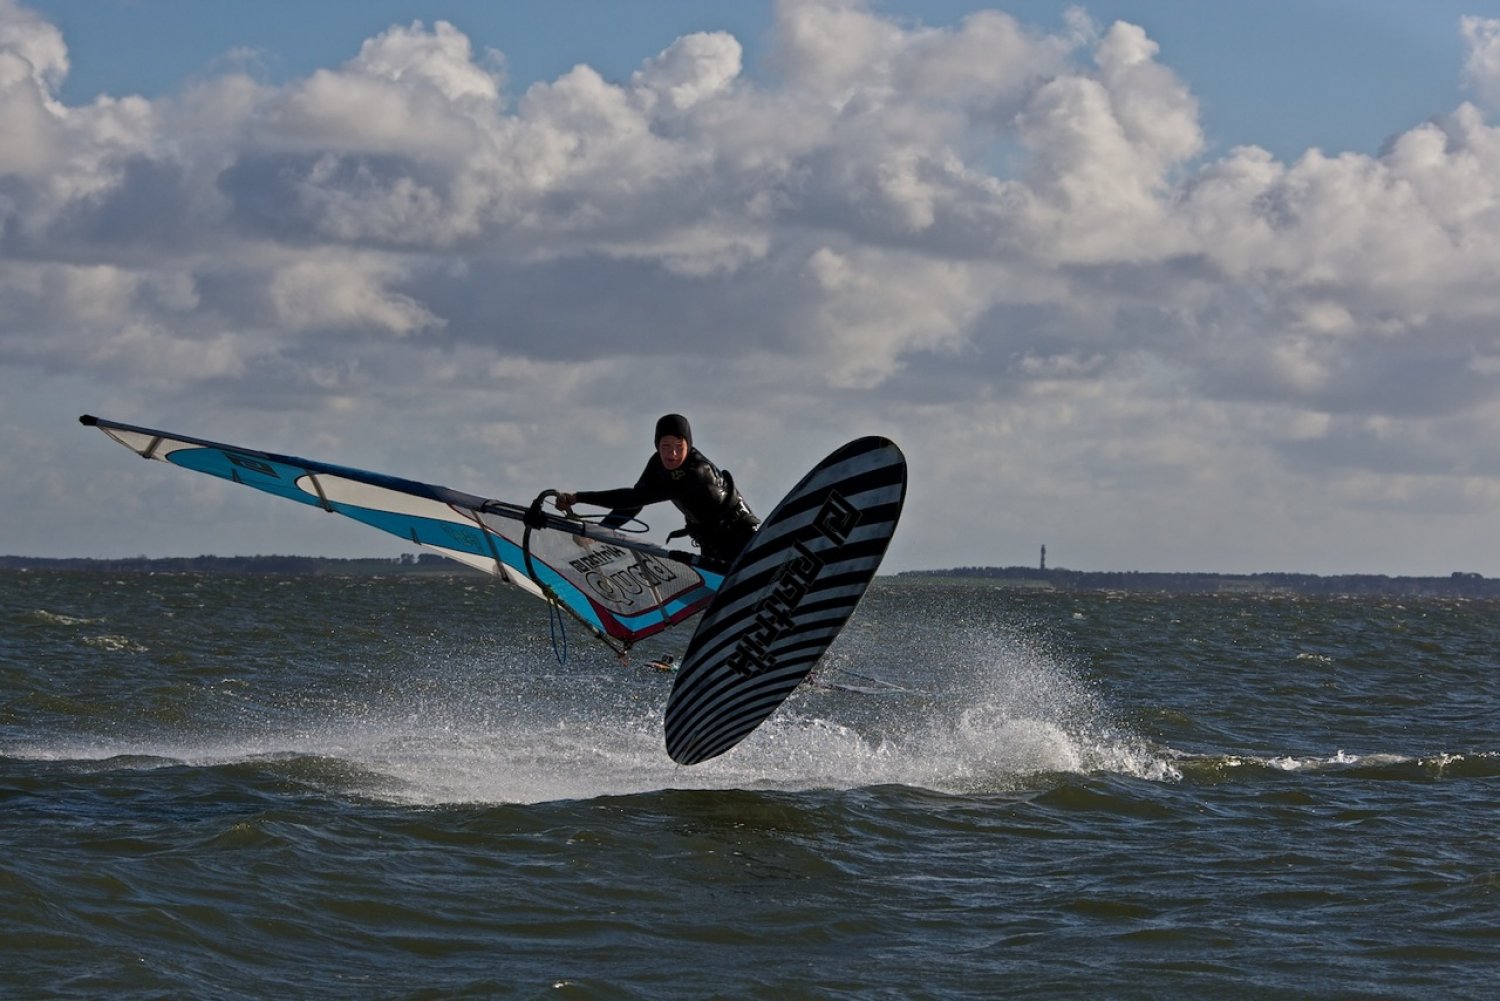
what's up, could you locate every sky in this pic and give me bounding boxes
[4,0,1500,577]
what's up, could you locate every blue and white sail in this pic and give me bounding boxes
[79,415,720,652]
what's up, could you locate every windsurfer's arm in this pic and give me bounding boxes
[556,485,663,527]
[581,490,644,529]
[556,458,668,525]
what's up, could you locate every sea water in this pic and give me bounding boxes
[2,571,1497,999]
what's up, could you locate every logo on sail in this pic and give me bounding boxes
[570,545,682,608]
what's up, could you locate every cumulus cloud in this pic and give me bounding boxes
[633,31,742,114]
[4,0,1500,574]
[0,0,64,93]
[269,255,444,336]
[346,19,500,104]
[802,245,986,387]
[267,21,499,157]
[0,0,66,176]
[1462,16,1500,108]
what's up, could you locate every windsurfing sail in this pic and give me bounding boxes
[79,415,721,654]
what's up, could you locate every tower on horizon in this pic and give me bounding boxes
[1040,544,1046,571]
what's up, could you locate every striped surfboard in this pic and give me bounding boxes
[664,437,907,764]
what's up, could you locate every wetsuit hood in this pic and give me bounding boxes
[655,414,692,446]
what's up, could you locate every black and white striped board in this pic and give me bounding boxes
[664,437,907,765]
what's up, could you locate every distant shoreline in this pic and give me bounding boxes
[3,554,1497,597]
[0,554,485,577]
[897,566,1500,598]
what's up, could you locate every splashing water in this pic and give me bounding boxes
[11,612,1177,804]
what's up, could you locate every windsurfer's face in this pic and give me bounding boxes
[658,435,689,470]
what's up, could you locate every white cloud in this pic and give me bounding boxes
[1014,21,1202,261]
[88,321,249,382]
[1093,21,1202,172]
[770,0,908,105]
[802,245,985,387]
[0,0,64,95]
[632,32,742,114]
[4,0,1500,575]
[263,22,500,160]
[896,9,1077,112]
[1462,16,1500,108]
[0,0,66,176]
[347,19,500,105]
[269,256,444,336]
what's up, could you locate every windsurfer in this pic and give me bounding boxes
[556,414,758,569]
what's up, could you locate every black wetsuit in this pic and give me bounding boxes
[574,448,758,567]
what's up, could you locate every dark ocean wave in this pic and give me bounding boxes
[1171,748,1500,783]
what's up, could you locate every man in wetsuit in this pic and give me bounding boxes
[556,414,759,569]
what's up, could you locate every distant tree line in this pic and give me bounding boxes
[900,566,1500,598]
[0,553,481,576]
[6,555,1496,596]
